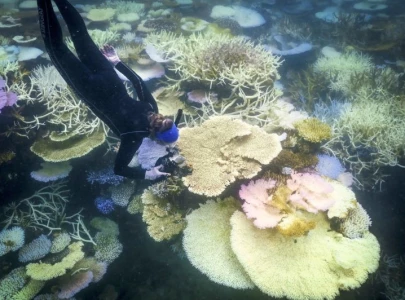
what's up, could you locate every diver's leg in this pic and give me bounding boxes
[37,0,121,134]
[52,0,113,74]
[37,0,93,90]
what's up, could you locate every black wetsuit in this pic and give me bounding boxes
[37,0,159,179]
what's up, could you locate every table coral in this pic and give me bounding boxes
[177,116,282,197]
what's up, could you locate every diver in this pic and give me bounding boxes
[36,0,181,180]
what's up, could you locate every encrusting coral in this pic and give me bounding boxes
[294,117,332,143]
[177,116,282,197]
[141,188,185,242]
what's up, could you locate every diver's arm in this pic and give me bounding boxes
[101,45,159,113]
[114,135,146,179]
[115,62,159,113]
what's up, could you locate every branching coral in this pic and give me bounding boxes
[24,65,107,136]
[322,88,405,188]
[144,31,281,98]
[313,51,373,95]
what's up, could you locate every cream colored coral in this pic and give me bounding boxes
[87,8,116,22]
[327,180,357,219]
[26,242,85,281]
[314,51,373,95]
[141,189,185,242]
[183,198,254,289]
[177,116,282,196]
[230,211,380,300]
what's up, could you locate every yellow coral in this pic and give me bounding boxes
[0,151,15,164]
[183,198,254,289]
[30,130,105,162]
[11,279,45,300]
[177,116,282,196]
[277,213,316,237]
[269,149,318,172]
[141,189,185,242]
[294,118,332,143]
[26,242,85,281]
[127,194,143,214]
[230,211,380,300]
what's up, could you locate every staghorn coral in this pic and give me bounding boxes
[322,88,405,188]
[313,51,373,96]
[144,32,281,97]
[141,188,185,242]
[183,198,254,289]
[24,65,106,137]
[294,117,332,143]
[177,116,282,197]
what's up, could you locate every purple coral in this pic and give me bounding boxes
[316,154,345,180]
[95,197,115,215]
[0,78,17,112]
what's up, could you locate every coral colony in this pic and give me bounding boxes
[1,0,405,299]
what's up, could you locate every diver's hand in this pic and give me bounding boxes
[100,44,120,66]
[145,165,170,180]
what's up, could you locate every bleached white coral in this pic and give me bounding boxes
[314,51,373,95]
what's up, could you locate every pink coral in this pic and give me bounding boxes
[287,172,336,213]
[239,179,285,229]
